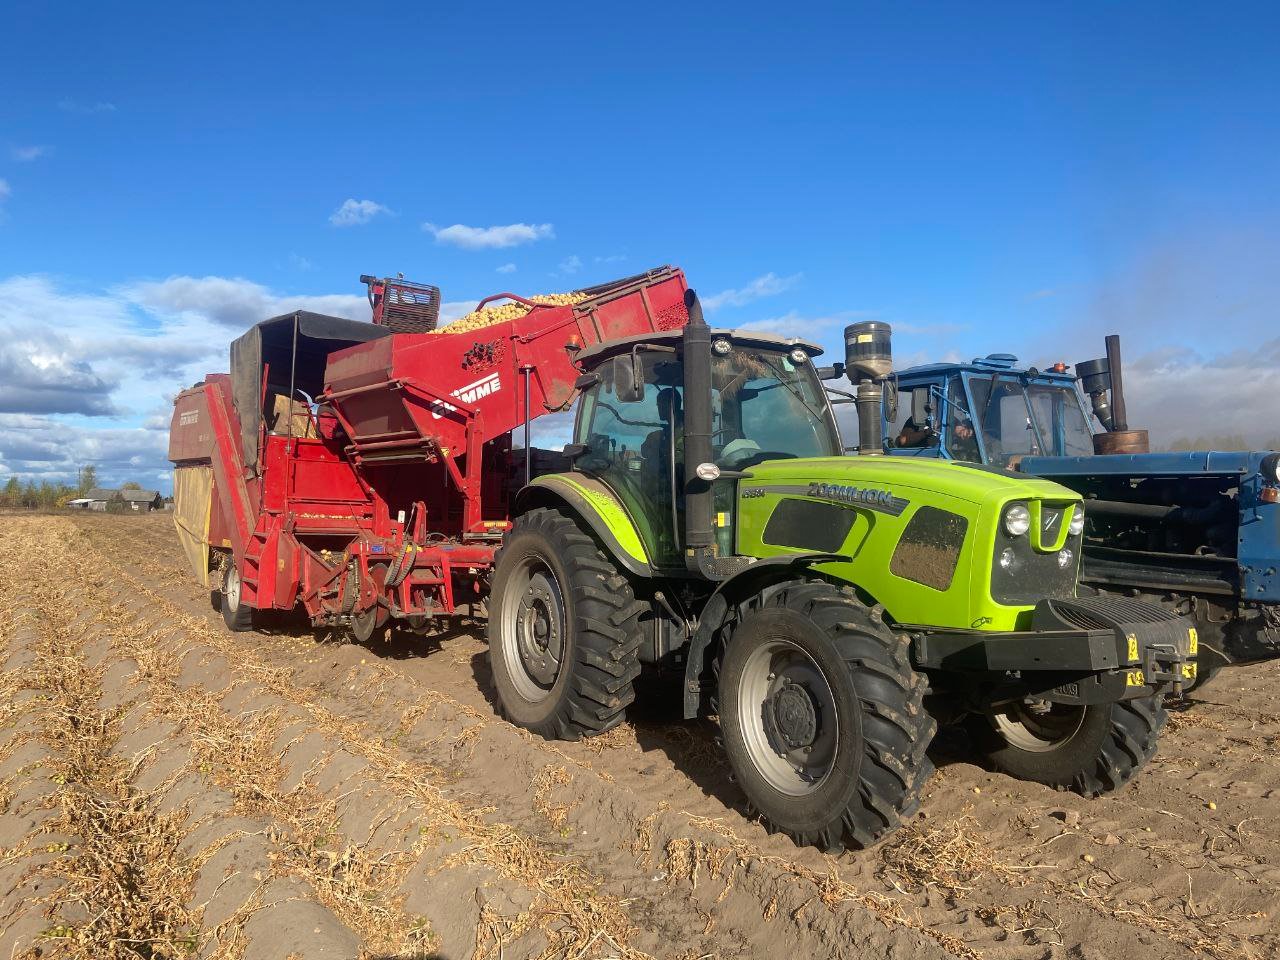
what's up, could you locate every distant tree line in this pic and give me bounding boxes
[1163,435,1280,452]
[0,467,153,511]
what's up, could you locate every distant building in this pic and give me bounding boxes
[120,489,163,511]
[75,488,163,512]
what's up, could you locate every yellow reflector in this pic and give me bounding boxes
[1126,633,1139,662]
[1125,670,1146,687]
[1182,663,1197,679]
[1188,627,1199,655]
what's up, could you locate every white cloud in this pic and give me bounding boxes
[57,98,116,114]
[0,413,170,487]
[738,310,843,341]
[496,263,517,274]
[11,146,46,162]
[423,222,554,250]
[289,253,314,271]
[329,198,392,227]
[0,273,383,487]
[1108,340,1280,448]
[558,255,582,275]
[123,275,368,328]
[702,272,802,311]
[595,254,627,264]
[0,179,10,202]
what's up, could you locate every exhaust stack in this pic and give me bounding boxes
[845,321,893,455]
[682,289,715,569]
[1076,334,1150,454]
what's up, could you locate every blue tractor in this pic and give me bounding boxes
[832,325,1280,687]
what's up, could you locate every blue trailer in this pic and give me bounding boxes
[864,348,1280,685]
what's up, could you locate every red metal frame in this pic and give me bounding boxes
[169,267,690,631]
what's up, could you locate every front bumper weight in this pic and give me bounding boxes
[911,596,1196,700]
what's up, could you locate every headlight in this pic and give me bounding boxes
[695,462,721,481]
[1003,503,1031,537]
[789,346,809,365]
[1263,452,1280,484]
[1057,547,1074,569]
[1069,505,1085,536]
[712,338,732,356]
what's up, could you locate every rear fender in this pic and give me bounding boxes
[513,473,654,578]
[680,552,848,719]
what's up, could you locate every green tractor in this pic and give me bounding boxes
[487,292,1195,850]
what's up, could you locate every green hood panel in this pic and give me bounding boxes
[737,456,1083,632]
[744,456,1076,507]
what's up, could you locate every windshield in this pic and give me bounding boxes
[965,375,1093,465]
[712,348,841,469]
[1027,384,1094,456]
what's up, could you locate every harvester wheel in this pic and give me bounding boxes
[220,565,254,632]
[717,581,935,851]
[488,508,644,741]
[967,695,1167,796]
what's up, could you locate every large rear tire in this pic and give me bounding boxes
[488,508,645,741]
[221,564,254,632]
[717,581,935,851]
[967,695,1166,795]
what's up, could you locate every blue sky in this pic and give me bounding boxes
[2,2,1278,490]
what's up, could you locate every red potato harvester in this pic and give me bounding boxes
[168,267,691,639]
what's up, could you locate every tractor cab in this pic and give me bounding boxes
[568,329,842,569]
[883,355,1095,467]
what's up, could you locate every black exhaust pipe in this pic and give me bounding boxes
[682,289,714,569]
[844,321,893,455]
[1075,355,1115,431]
[1103,334,1129,432]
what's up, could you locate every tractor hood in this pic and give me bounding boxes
[744,455,1079,508]
[1020,449,1280,480]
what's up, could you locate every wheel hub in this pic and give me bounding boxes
[514,572,563,688]
[768,681,818,749]
[738,639,841,795]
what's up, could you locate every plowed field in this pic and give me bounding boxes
[1,512,1277,959]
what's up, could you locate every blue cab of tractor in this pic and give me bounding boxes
[840,324,1280,689]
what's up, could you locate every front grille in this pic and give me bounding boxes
[1054,595,1182,625]
[1047,602,1110,630]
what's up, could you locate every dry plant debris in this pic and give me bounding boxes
[879,816,1026,895]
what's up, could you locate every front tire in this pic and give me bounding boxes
[717,581,935,851]
[221,564,254,632]
[968,695,1166,795]
[488,508,644,741]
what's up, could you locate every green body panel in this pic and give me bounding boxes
[527,473,651,569]
[734,457,1083,632]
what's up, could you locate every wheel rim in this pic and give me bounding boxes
[737,638,839,796]
[498,555,567,702]
[224,567,241,612]
[991,701,1086,752]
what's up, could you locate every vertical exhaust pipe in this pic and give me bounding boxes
[682,289,715,569]
[844,321,893,455]
[1103,334,1128,432]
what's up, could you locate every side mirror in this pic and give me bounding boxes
[911,387,931,427]
[612,355,645,404]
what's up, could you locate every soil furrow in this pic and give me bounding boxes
[54,512,1280,959]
